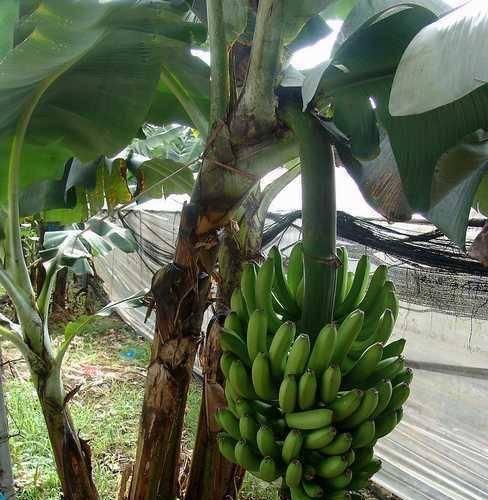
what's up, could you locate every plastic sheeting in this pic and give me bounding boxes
[375,305,488,499]
[94,208,488,500]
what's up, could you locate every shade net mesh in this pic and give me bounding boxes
[94,207,488,500]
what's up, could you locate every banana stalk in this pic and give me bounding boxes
[281,101,337,336]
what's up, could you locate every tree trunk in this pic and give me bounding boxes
[185,186,270,499]
[0,348,15,499]
[184,228,248,500]
[20,310,99,499]
[184,319,245,500]
[128,205,217,500]
[37,369,99,499]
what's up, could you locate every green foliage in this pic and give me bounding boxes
[299,0,488,247]
[0,0,18,57]
[40,217,137,278]
[0,0,206,208]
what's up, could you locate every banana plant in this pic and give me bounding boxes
[0,1,208,497]
[2,0,488,499]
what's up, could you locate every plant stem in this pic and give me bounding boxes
[7,65,71,302]
[0,347,15,499]
[0,325,30,360]
[236,0,284,135]
[282,103,337,336]
[0,268,31,318]
[207,0,230,124]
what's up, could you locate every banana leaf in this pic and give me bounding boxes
[299,1,488,247]
[0,0,206,205]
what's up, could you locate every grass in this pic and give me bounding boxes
[2,315,277,499]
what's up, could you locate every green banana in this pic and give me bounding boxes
[239,414,258,446]
[364,356,404,386]
[331,310,364,365]
[259,457,280,482]
[296,277,305,309]
[373,308,396,345]
[256,425,280,459]
[279,375,298,414]
[359,285,392,338]
[392,367,413,386]
[360,457,382,477]
[269,321,296,378]
[298,369,318,410]
[220,351,236,379]
[290,486,313,500]
[286,459,303,488]
[357,264,388,312]
[351,420,375,448]
[231,288,248,323]
[285,409,333,430]
[241,261,257,314]
[287,242,304,298]
[370,380,393,418]
[307,324,337,374]
[341,388,379,428]
[255,412,268,426]
[316,455,348,479]
[343,343,383,387]
[340,356,356,374]
[348,473,369,491]
[334,246,349,306]
[256,257,283,332]
[319,432,352,455]
[396,407,404,423]
[252,352,276,401]
[324,468,352,489]
[384,382,410,413]
[270,246,301,318]
[216,408,241,440]
[304,426,337,450]
[334,255,370,318]
[272,293,287,316]
[282,429,303,463]
[224,311,245,339]
[385,286,400,320]
[348,308,394,358]
[320,365,342,403]
[247,309,268,362]
[229,360,257,399]
[303,464,317,481]
[235,439,260,472]
[302,479,324,498]
[250,399,280,419]
[224,382,239,412]
[271,417,287,437]
[351,447,374,471]
[344,448,355,467]
[220,328,251,367]
[235,398,253,418]
[285,334,311,376]
[382,338,406,359]
[329,389,363,422]
[217,433,237,463]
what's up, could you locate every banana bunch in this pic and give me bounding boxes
[217,244,412,500]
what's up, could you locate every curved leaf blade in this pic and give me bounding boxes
[390,0,488,116]
[302,0,449,108]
